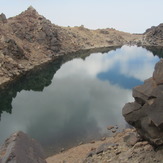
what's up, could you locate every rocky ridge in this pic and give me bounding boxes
[143,23,163,46]
[0,6,142,87]
[0,7,163,87]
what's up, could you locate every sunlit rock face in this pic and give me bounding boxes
[123,59,163,146]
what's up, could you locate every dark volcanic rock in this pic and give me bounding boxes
[0,131,47,163]
[123,59,163,146]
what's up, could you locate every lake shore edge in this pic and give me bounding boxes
[0,46,120,89]
[1,7,163,90]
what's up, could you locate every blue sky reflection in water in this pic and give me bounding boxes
[0,45,160,155]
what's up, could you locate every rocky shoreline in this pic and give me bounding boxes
[1,128,163,163]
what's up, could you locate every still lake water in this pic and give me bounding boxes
[0,45,161,156]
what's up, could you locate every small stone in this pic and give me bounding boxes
[107,126,114,130]
[114,146,117,150]
[86,151,95,158]
[115,126,119,129]
[112,130,116,133]
[115,151,121,155]
[90,140,95,144]
[79,142,83,145]
[60,148,65,152]
[95,142,114,156]
[107,159,112,162]
[101,137,106,141]
[91,147,96,151]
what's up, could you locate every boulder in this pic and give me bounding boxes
[132,78,156,105]
[0,13,7,23]
[0,131,47,163]
[153,59,163,85]
[122,59,163,146]
[123,132,140,147]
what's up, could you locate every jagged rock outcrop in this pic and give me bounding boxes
[123,59,163,146]
[143,23,163,46]
[0,13,7,23]
[0,131,47,163]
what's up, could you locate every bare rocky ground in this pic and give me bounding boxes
[46,129,163,163]
[1,128,163,163]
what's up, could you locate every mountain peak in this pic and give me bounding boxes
[19,6,40,18]
[27,6,36,11]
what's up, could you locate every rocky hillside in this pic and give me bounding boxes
[0,6,142,87]
[143,23,163,46]
[0,6,163,87]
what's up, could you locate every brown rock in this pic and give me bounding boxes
[132,78,156,105]
[153,59,163,85]
[124,132,139,147]
[122,102,141,116]
[112,130,116,133]
[107,126,114,130]
[101,137,106,141]
[122,59,163,147]
[0,13,7,23]
[0,131,47,163]
[60,148,65,153]
[95,143,113,155]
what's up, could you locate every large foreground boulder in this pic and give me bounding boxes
[123,59,163,146]
[0,131,47,163]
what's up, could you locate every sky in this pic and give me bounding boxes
[0,0,163,33]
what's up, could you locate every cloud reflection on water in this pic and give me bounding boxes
[0,46,159,155]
